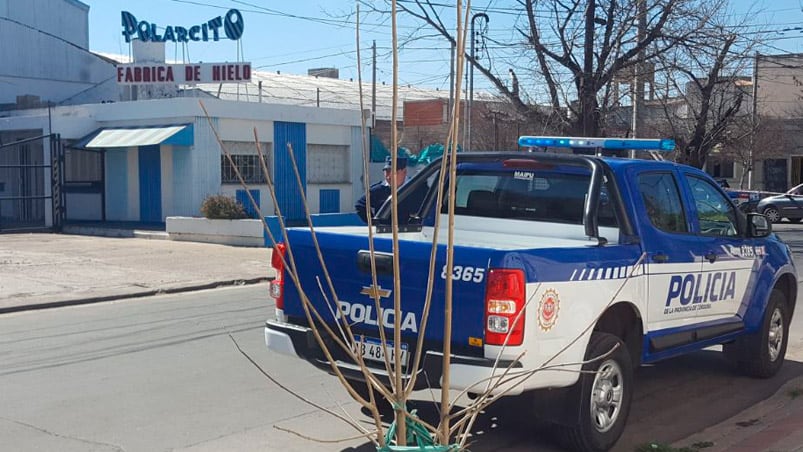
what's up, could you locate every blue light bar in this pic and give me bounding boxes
[518,136,675,152]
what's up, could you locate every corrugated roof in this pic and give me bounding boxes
[194,69,499,120]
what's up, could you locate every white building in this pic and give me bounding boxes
[0,0,372,230]
[2,98,362,227]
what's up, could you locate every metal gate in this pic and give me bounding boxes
[0,134,65,232]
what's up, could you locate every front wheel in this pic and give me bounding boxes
[724,289,789,378]
[763,206,781,223]
[559,332,633,452]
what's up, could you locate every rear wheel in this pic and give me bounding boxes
[762,206,781,223]
[724,289,789,378]
[559,332,633,452]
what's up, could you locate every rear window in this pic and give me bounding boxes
[441,169,618,226]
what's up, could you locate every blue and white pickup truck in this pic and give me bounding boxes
[265,137,797,452]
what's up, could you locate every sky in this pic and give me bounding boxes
[83,0,803,94]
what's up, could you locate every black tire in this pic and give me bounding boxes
[559,332,633,452]
[762,206,781,223]
[724,289,789,378]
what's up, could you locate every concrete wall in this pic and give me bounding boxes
[166,217,265,247]
[757,54,803,119]
[0,0,89,49]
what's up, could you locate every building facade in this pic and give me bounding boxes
[1,97,363,228]
[0,0,373,230]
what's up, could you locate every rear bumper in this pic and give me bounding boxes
[265,319,524,395]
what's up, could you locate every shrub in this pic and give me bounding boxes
[200,194,247,220]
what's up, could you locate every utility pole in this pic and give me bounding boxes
[749,52,759,189]
[469,12,489,152]
[372,40,377,129]
[630,0,646,157]
[449,42,455,123]
[581,0,596,137]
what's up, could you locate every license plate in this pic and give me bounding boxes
[352,336,409,368]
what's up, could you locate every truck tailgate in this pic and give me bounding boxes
[281,228,494,357]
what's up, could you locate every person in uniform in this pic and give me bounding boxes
[355,156,408,223]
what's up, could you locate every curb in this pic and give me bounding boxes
[0,276,272,315]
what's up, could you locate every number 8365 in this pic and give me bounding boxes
[440,265,485,282]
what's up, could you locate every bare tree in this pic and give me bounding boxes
[364,0,725,137]
[646,2,768,169]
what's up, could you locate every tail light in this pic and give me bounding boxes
[269,243,286,309]
[485,268,526,346]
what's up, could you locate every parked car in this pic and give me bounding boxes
[756,183,803,223]
[725,188,779,213]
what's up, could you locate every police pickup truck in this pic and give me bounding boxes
[265,136,797,452]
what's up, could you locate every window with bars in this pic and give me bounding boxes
[220,142,271,184]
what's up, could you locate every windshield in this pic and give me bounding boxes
[437,168,617,227]
[786,184,803,195]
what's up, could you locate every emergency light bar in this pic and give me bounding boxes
[518,136,676,152]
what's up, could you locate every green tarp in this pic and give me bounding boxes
[370,135,461,166]
[409,143,462,166]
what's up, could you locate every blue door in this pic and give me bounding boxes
[138,145,162,222]
[273,122,307,222]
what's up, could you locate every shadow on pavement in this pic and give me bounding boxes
[341,350,803,452]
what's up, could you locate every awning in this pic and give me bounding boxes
[74,124,194,149]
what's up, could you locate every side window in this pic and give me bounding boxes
[687,176,739,237]
[598,181,620,228]
[454,174,498,209]
[637,172,688,233]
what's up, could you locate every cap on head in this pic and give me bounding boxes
[383,155,408,171]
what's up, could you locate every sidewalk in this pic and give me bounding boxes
[0,232,273,313]
[670,375,803,452]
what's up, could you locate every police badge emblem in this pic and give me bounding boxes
[538,288,560,331]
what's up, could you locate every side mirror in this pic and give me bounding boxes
[747,213,771,238]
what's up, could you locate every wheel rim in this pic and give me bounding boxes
[764,208,780,223]
[590,359,624,433]
[768,307,785,362]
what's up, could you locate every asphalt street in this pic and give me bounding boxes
[0,285,362,452]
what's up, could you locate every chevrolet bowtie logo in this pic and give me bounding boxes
[360,285,392,299]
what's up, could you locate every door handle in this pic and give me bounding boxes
[652,253,669,263]
[357,251,394,275]
[704,252,717,264]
